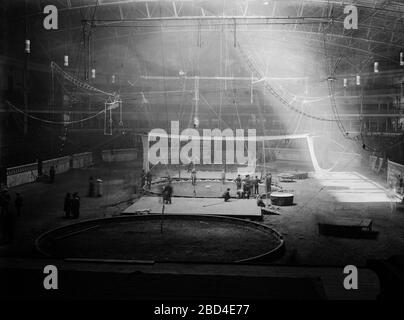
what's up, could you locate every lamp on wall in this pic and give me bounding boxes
[25,39,30,53]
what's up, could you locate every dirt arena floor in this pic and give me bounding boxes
[37,217,282,262]
[1,160,404,268]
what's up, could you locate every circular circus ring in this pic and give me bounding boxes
[35,215,284,263]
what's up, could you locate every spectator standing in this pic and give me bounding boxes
[88,176,95,197]
[163,182,173,204]
[266,173,272,194]
[253,176,260,195]
[72,192,80,218]
[191,169,197,186]
[64,193,72,218]
[235,175,242,190]
[49,166,55,183]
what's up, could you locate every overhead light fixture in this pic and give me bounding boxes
[63,114,70,123]
[374,61,379,73]
[91,68,96,79]
[193,117,199,128]
[356,74,361,86]
[64,55,69,67]
[25,39,30,53]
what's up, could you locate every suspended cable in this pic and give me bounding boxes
[237,41,335,122]
[51,61,115,97]
[5,100,106,125]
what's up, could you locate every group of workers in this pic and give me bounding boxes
[140,166,274,206]
[36,161,56,184]
[233,173,272,199]
[222,173,273,202]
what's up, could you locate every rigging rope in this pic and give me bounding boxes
[5,100,107,125]
[237,41,335,122]
[51,61,115,97]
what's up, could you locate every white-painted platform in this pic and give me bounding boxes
[123,196,262,219]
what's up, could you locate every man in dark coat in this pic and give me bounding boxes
[88,176,95,197]
[71,192,80,218]
[64,192,72,218]
[191,169,197,186]
[235,175,242,190]
[266,173,272,195]
[253,176,260,195]
[244,175,252,197]
[49,166,55,183]
[163,183,173,204]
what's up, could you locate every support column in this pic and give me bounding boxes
[141,135,149,172]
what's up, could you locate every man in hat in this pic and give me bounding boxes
[71,192,81,218]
